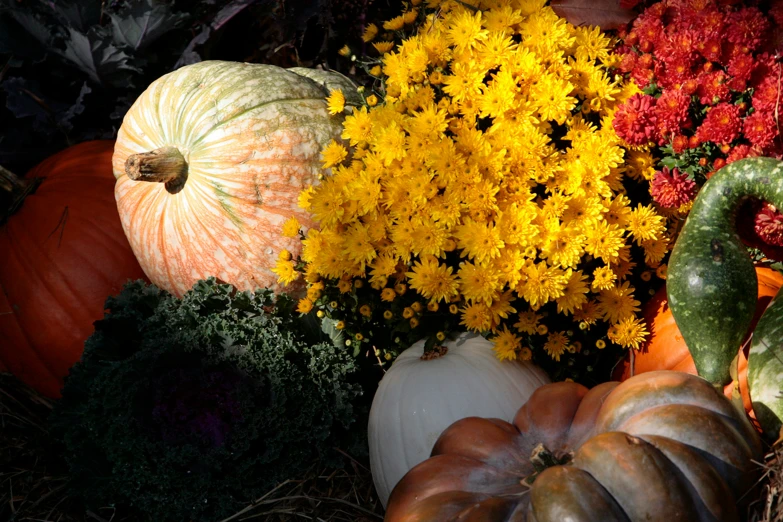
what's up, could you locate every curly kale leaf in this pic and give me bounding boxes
[51,278,364,522]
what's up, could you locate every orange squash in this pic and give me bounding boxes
[112,61,356,297]
[0,141,147,397]
[615,266,783,419]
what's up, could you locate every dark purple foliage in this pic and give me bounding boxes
[150,366,244,448]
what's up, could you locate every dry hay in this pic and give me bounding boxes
[748,440,783,522]
[4,370,782,522]
[0,373,381,522]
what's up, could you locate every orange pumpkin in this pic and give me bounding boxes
[112,61,356,297]
[0,141,147,398]
[615,266,783,418]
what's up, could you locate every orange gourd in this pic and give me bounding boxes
[615,266,783,418]
[0,141,147,398]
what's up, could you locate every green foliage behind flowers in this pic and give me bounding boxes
[49,278,364,522]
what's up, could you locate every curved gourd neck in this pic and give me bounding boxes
[691,157,783,230]
[125,146,189,194]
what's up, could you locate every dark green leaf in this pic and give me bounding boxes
[8,10,53,49]
[58,27,138,84]
[53,1,102,32]
[109,0,188,51]
[57,82,92,132]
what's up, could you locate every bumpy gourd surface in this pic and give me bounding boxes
[667,157,783,385]
[113,61,345,296]
[385,371,762,522]
[748,293,783,438]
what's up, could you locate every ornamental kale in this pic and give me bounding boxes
[50,278,364,522]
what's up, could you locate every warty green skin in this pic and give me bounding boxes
[748,293,783,440]
[667,157,783,386]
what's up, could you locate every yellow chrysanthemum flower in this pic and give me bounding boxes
[320,140,348,169]
[362,23,379,43]
[289,0,670,371]
[281,217,301,238]
[607,316,649,350]
[492,325,522,361]
[326,89,345,115]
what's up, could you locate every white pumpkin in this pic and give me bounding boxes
[368,332,550,507]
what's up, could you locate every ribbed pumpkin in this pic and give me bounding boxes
[615,266,783,418]
[386,371,762,522]
[112,61,357,297]
[0,141,147,398]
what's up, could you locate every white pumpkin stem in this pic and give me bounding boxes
[420,345,448,360]
[125,146,188,194]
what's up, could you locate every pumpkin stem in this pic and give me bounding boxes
[523,443,573,485]
[0,164,42,221]
[420,345,448,360]
[125,146,188,194]
[0,164,26,193]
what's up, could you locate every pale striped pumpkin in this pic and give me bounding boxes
[112,61,356,296]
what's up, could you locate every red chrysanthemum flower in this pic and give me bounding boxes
[654,89,691,137]
[752,75,782,113]
[724,6,769,52]
[650,167,697,208]
[696,38,723,63]
[618,51,638,74]
[755,203,783,247]
[633,12,666,53]
[662,30,699,59]
[696,102,742,144]
[696,70,731,105]
[674,1,724,37]
[655,54,695,89]
[728,52,755,83]
[770,0,783,27]
[613,93,659,146]
[672,134,689,153]
[725,143,758,164]
[743,111,778,148]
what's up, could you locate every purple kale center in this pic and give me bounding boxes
[150,366,244,448]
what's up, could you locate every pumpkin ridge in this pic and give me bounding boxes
[0,277,60,386]
[188,98,330,151]
[1,228,79,383]
[53,198,141,257]
[4,218,97,323]
[188,185,254,279]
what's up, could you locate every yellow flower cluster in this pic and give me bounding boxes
[279,0,670,364]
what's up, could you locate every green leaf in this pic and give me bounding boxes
[8,10,53,49]
[321,317,346,349]
[54,1,102,32]
[109,0,188,51]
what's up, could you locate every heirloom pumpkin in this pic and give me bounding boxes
[368,333,550,507]
[615,266,783,416]
[112,61,358,297]
[386,371,762,522]
[0,141,147,398]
